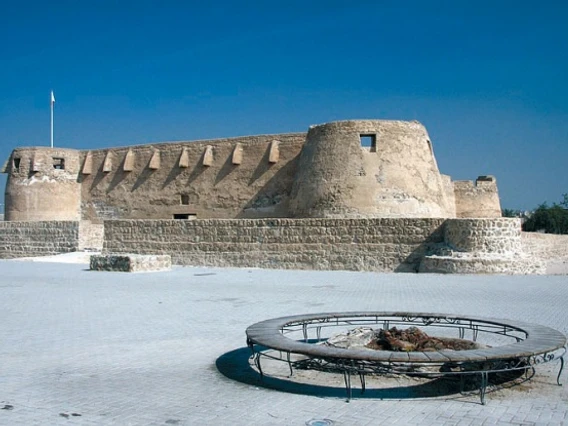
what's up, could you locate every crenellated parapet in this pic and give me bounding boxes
[77,133,305,221]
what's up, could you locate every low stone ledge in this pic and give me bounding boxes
[419,254,545,275]
[90,254,171,272]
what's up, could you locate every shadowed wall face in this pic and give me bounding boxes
[4,147,81,221]
[289,120,456,219]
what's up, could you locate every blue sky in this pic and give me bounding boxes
[0,0,566,210]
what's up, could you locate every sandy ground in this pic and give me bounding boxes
[547,259,568,275]
[12,251,100,264]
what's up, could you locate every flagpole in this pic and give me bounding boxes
[50,91,54,148]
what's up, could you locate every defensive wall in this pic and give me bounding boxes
[0,220,103,258]
[80,133,306,221]
[100,217,538,274]
[0,216,541,275]
[0,217,562,275]
[0,221,79,258]
[2,118,538,274]
[2,119,501,222]
[101,218,446,272]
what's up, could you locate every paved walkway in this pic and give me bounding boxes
[0,260,566,425]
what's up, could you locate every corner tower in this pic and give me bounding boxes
[4,147,82,221]
[289,120,456,218]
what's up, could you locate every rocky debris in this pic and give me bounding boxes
[90,254,172,272]
[325,327,375,349]
[325,326,488,352]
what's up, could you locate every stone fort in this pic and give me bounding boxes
[0,119,562,273]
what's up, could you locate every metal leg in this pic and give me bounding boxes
[472,325,479,342]
[254,352,264,380]
[287,351,293,377]
[479,372,488,405]
[557,356,564,386]
[343,370,352,402]
[247,338,255,357]
[359,373,366,394]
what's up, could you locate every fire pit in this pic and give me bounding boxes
[246,312,566,404]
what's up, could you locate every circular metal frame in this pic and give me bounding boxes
[246,312,566,404]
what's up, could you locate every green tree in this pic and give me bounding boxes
[501,208,519,218]
[523,201,568,234]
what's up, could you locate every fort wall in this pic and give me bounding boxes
[0,118,544,274]
[102,218,446,272]
[3,120,503,221]
[0,217,555,275]
[0,221,79,258]
[80,133,306,222]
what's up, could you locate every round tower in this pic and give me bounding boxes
[4,147,82,221]
[289,120,455,218]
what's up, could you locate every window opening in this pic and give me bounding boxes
[53,157,65,170]
[173,213,196,220]
[180,194,190,205]
[360,134,377,152]
[13,158,20,170]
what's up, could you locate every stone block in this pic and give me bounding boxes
[123,150,135,172]
[149,150,160,170]
[82,151,93,175]
[103,152,113,172]
[232,143,243,165]
[32,157,41,172]
[179,148,189,168]
[90,254,172,272]
[203,146,213,167]
[268,140,279,163]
